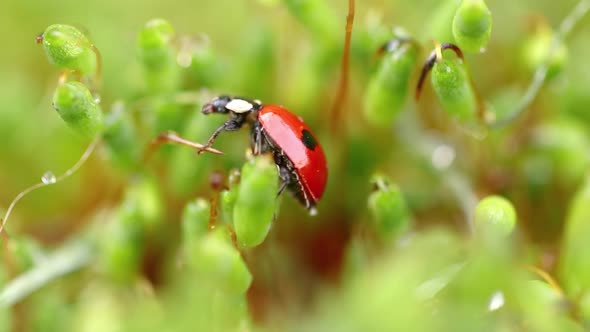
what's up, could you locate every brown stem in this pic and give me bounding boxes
[329,0,355,134]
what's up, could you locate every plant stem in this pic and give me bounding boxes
[491,0,590,128]
[0,137,100,235]
[330,0,355,133]
[0,240,94,307]
[397,111,477,234]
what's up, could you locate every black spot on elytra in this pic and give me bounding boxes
[301,129,317,150]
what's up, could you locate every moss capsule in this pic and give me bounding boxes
[188,229,252,294]
[40,24,97,75]
[432,55,477,123]
[137,18,175,70]
[122,175,164,232]
[137,19,179,92]
[522,25,568,80]
[368,175,412,241]
[452,0,492,52]
[364,39,417,127]
[181,198,210,246]
[102,103,140,170]
[99,207,144,284]
[52,81,103,138]
[233,156,279,247]
[416,44,480,130]
[474,195,517,237]
[219,170,240,225]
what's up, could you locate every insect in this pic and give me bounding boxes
[199,96,328,213]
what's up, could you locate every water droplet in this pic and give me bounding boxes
[488,291,505,311]
[94,96,101,104]
[309,207,318,216]
[41,171,57,184]
[479,47,487,53]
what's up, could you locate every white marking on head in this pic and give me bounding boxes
[226,99,254,113]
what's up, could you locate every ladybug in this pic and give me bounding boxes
[200,95,328,214]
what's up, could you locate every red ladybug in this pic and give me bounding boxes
[201,96,328,214]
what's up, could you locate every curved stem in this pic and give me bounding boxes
[416,51,437,100]
[0,240,94,307]
[330,0,355,133]
[0,137,100,235]
[397,111,477,234]
[491,0,590,128]
[90,44,103,92]
[526,265,564,295]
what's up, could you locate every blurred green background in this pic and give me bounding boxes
[1,0,590,331]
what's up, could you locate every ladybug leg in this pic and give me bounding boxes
[254,126,263,155]
[252,124,272,155]
[277,165,292,196]
[145,131,223,161]
[198,116,246,154]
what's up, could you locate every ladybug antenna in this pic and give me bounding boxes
[330,0,355,133]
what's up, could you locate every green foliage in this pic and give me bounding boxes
[282,0,340,44]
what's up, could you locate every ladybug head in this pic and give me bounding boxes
[202,96,260,115]
[202,95,232,114]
